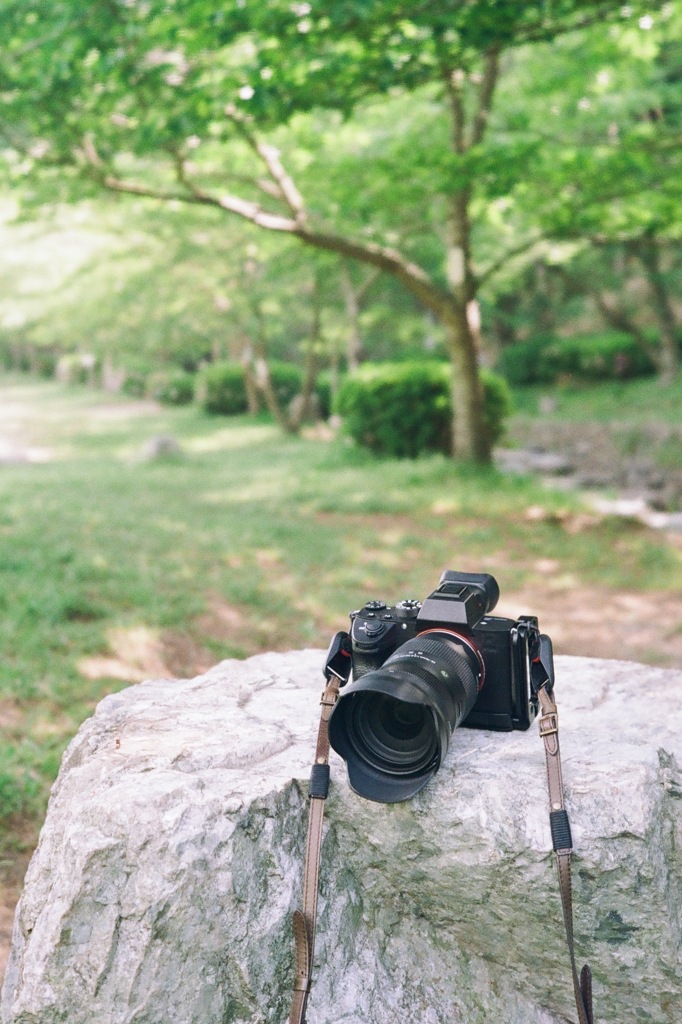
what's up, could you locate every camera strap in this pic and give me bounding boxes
[288,671,341,1024]
[288,672,594,1024]
[536,682,594,1024]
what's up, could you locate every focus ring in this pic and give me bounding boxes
[382,634,479,723]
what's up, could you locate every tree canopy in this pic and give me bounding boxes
[1,0,677,451]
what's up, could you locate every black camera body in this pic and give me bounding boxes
[350,570,540,732]
[328,570,553,802]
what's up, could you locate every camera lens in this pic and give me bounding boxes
[349,693,436,775]
[328,631,483,803]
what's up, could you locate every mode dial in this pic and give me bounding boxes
[396,599,421,618]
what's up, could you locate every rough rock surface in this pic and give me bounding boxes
[2,651,681,1024]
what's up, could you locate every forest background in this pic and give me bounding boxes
[0,0,681,976]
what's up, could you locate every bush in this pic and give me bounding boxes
[121,369,149,398]
[314,370,335,420]
[30,346,60,378]
[147,370,195,406]
[497,331,657,385]
[496,337,554,386]
[335,361,511,458]
[480,370,513,447]
[55,352,98,386]
[268,361,304,408]
[197,362,249,415]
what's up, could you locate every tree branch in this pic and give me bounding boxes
[296,227,452,319]
[78,133,452,321]
[444,70,467,154]
[470,45,500,148]
[224,104,308,224]
[476,232,544,287]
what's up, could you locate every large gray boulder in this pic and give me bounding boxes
[2,651,681,1024]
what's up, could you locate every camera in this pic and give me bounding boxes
[327,570,554,803]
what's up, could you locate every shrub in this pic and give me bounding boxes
[496,336,554,386]
[268,361,304,407]
[148,370,195,406]
[55,352,98,386]
[121,369,149,398]
[30,347,60,378]
[314,370,335,420]
[497,331,657,385]
[335,361,511,458]
[480,369,513,447]
[197,362,249,415]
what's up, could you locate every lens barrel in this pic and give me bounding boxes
[328,631,482,803]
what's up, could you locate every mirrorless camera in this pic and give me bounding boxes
[327,570,554,802]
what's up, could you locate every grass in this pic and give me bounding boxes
[0,374,681,849]
[513,376,682,426]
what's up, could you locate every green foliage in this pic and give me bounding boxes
[513,373,682,424]
[197,362,249,416]
[0,764,40,821]
[314,370,335,420]
[120,368,150,399]
[336,362,451,458]
[55,352,98,387]
[147,369,196,406]
[268,361,304,408]
[480,370,514,447]
[0,337,61,376]
[497,337,557,385]
[498,331,658,385]
[197,360,303,417]
[336,362,510,458]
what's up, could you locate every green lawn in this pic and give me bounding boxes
[513,375,682,425]
[0,375,680,847]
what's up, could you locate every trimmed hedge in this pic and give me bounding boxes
[197,362,249,415]
[268,361,304,408]
[197,360,305,416]
[147,370,195,406]
[497,331,657,386]
[121,368,150,398]
[335,361,511,458]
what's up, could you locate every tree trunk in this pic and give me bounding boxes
[251,304,298,433]
[340,260,362,371]
[443,304,491,462]
[240,344,261,414]
[633,237,679,384]
[440,178,491,462]
[288,271,322,431]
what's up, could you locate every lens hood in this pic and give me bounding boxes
[328,669,447,802]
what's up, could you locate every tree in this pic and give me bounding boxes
[0,0,643,458]
[497,4,682,380]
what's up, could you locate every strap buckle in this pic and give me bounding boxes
[539,711,558,737]
[320,689,338,708]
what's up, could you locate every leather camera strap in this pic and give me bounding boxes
[289,679,593,1024]
[288,673,341,1024]
[537,684,594,1024]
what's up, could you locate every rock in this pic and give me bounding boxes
[136,435,183,461]
[2,652,681,1024]
[588,495,682,531]
[495,448,574,476]
[538,396,557,415]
